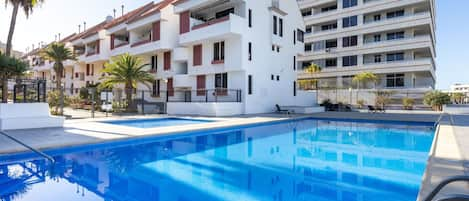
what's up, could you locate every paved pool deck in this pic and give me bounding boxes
[0,111,468,200]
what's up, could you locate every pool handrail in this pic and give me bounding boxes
[0,130,55,163]
[422,175,469,201]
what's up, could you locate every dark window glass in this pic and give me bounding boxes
[302,9,312,17]
[297,29,304,43]
[343,0,357,8]
[386,73,405,87]
[325,39,337,48]
[293,56,296,70]
[279,18,283,37]
[325,58,337,67]
[248,9,252,27]
[321,5,337,12]
[321,23,337,31]
[215,73,228,88]
[305,43,312,51]
[343,16,357,28]
[374,34,381,42]
[273,16,277,35]
[342,36,357,47]
[374,55,382,63]
[343,55,357,66]
[386,31,405,40]
[151,55,157,70]
[374,14,381,21]
[248,75,252,95]
[386,10,405,19]
[213,41,225,61]
[386,53,404,61]
[293,81,297,96]
[248,42,252,61]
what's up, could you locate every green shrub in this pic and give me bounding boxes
[402,98,415,110]
[424,91,450,111]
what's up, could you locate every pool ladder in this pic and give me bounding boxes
[422,175,469,201]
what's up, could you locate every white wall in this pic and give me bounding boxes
[167,102,244,116]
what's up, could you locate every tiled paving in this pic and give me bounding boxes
[0,111,468,200]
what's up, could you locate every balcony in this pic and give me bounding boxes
[299,58,435,79]
[306,12,432,41]
[173,47,188,62]
[179,14,245,45]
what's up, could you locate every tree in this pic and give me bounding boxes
[41,42,75,115]
[374,90,393,109]
[352,72,378,105]
[451,92,465,104]
[0,52,29,102]
[4,0,43,56]
[424,91,451,111]
[298,63,321,104]
[100,53,154,111]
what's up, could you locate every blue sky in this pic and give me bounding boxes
[0,0,466,89]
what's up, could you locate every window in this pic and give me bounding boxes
[248,9,252,27]
[213,41,225,61]
[386,52,404,61]
[272,45,275,51]
[167,78,174,96]
[248,42,252,61]
[293,56,296,70]
[325,39,337,48]
[305,43,312,51]
[386,10,404,19]
[386,73,405,88]
[343,36,358,47]
[86,64,90,76]
[248,75,252,95]
[273,16,277,35]
[215,73,228,95]
[152,80,160,96]
[325,58,337,67]
[151,55,157,71]
[271,74,274,80]
[374,14,381,21]
[343,55,357,66]
[321,23,337,31]
[343,16,357,28]
[343,0,357,8]
[293,30,296,44]
[297,29,304,43]
[374,34,381,42]
[321,5,337,12]
[276,46,280,52]
[276,75,280,81]
[374,55,382,63]
[386,31,405,40]
[293,81,297,96]
[279,18,283,37]
[313,41,324,51]
[193,44,202,66]
[302,9,312,17]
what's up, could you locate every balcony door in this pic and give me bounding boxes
[215,8,234,19]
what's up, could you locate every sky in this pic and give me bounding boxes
[0,0,466,89]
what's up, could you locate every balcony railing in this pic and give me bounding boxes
[363,12,430,25]
[192,15,230,30]
[131,38,151,48]
[363,35,431,45]
[166,89,242,103]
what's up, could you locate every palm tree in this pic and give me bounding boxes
[4,0,43,56]
[41,42,75,115]
[352,72,378,105]
[100,53,154,111]
[300,63,321,104]
[0,52,29,102]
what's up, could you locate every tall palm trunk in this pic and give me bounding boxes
[2,77,8,103]
[5,2,20,57]
[125,82,134,112]
[55,66,64,115]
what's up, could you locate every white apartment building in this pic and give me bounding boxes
[297,0,436,92]
[448,83,469,104]
[28,0,316,116]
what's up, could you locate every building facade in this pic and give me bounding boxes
[297,0,436,92]
[27,0,315,116]
[448,84,469,104]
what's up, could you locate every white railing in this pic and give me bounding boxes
[363,35,431,45]
[364,12,430,25]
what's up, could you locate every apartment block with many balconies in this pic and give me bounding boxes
[297,0,436,92]
[27,0,316,116]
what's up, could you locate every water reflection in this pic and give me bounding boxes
[0,120,434,201]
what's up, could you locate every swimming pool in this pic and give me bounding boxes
[0,118,435,201]
[103,117,214,128]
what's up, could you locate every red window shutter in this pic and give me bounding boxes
[180,11,190,34]
[86,64,90,76]
[96,40,100,54]
[196,75,206,96]
[193,44,202,66]
[110,34,115,49]
[167,78,174,96]
[152,21,160,41]
[164,51,171,70]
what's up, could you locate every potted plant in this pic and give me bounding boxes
[424,91,451,111]
[402,98,415,110]
[357,99,365,109]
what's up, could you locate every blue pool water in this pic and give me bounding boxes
[0,119,435,201]
[103,117,213,128]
